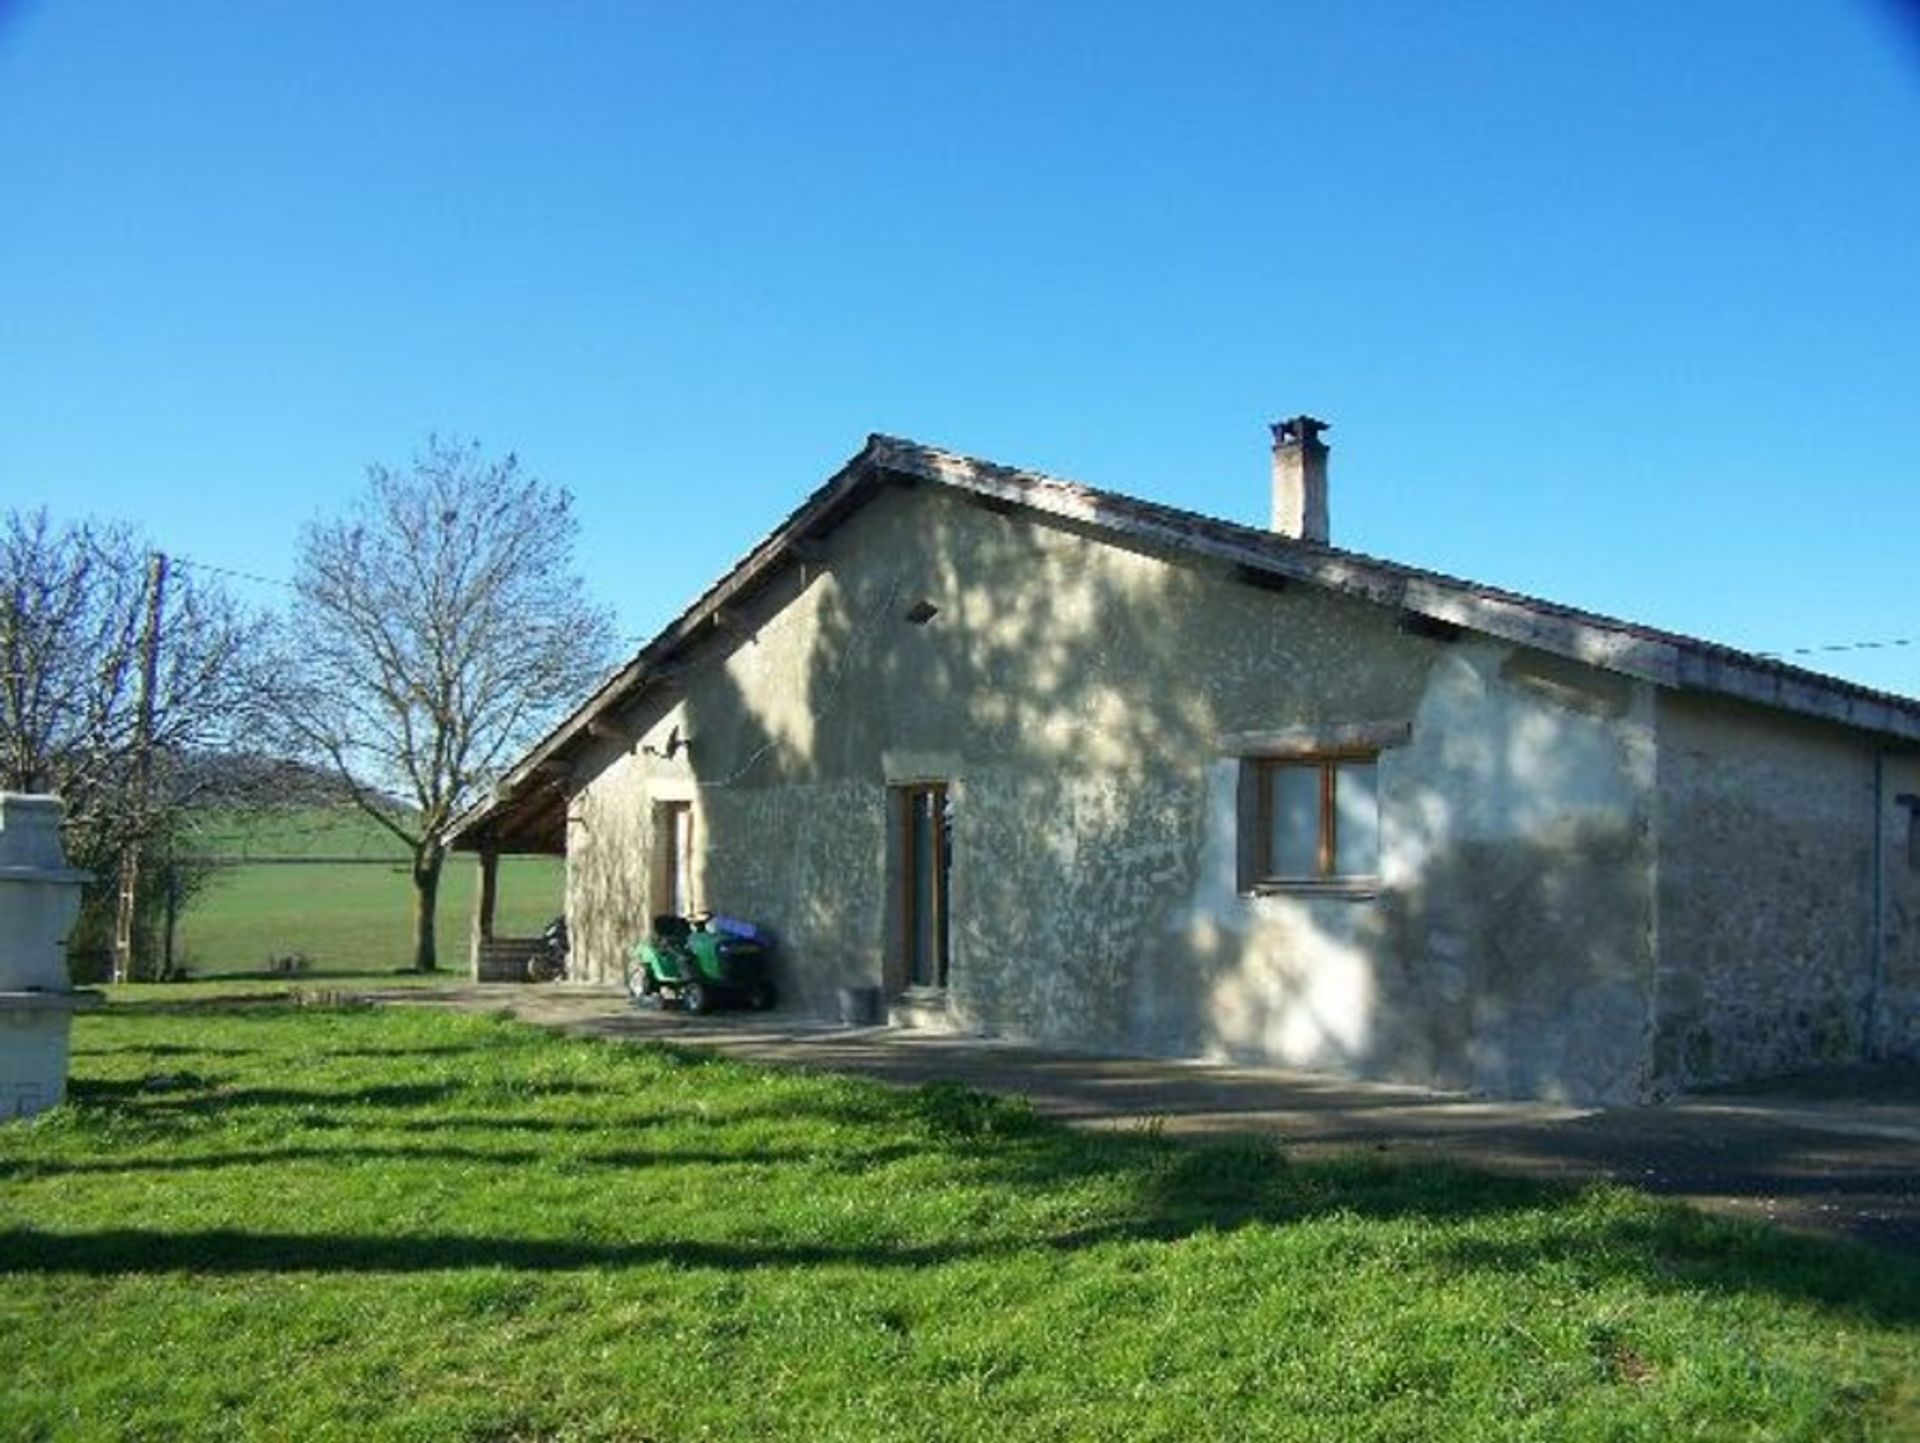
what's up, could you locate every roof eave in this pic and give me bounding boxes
[867,436,1920,745]
[447,437,892,850]
[454,431,1920,850]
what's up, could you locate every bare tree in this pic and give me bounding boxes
[280,438,615,971]
[0,509,266,976]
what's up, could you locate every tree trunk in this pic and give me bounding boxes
[162,872,179,980]
[411,846,445,973]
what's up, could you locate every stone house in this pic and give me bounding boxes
[451,422,1920,1104]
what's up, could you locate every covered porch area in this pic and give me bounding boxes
[455,769,569,982]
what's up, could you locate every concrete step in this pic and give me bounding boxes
[888,989,954,1032]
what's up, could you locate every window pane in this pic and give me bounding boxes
[936,789,953,986]
[675,806,694,914]
[1333,761,1379,878]
[910,790,939,986]
[1266,765,1321,878]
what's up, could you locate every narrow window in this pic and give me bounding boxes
[1900,795,1920,872]
[894,783,952,989]
[1252,756,1379,885]
[654,800,694,917]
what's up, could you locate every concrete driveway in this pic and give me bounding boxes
[383,983,1920,1256]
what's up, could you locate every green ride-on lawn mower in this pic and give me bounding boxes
[627,913,778,1014]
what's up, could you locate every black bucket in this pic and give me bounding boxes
[837,984,883,1027]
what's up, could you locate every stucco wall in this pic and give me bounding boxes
[569,484,1664,1101]
[566,742,656,987]
[1146,642,1658,1103]
[1650,693,1881,1091]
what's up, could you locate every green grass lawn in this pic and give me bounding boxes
[4,999,1917,1441]
[178,853,561,978]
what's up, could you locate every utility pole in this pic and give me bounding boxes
[112,551,168,984]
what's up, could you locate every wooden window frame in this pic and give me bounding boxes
[1251,751,1379,887]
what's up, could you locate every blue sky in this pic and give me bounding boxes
[3,1,1917,693]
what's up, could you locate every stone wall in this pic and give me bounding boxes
[565,483,1673,1102]
[1872,752,1920,1059]
[565,742,658,985]
[1651,693,1878,1092]
[1147,640,1657,1103]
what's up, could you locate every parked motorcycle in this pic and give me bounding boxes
[525,916,569,983]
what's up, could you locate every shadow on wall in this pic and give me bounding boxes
[1161,641,1658,1104]
[1169,818,1654,1104]
[677,487,1230,1024]
[660,484,1658,1103]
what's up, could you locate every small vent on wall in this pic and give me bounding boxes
[904,599,939,626]
[1233,563,1290,593]
[1399,611,1463,644]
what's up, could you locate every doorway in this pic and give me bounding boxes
[894,783,951,991]
[653,800,693,918]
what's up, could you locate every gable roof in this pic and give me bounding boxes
[451,433,1920,850]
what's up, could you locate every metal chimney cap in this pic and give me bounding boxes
[1270,416,1330,448]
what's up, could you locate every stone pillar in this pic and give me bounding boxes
[0,794,101,1120]
[469,846,499,981]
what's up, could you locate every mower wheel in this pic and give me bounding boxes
[681,981,710,1015]
[746,982,776,1011]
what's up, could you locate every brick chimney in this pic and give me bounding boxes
[1271,415,1329,543]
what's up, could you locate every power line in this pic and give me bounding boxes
[1758,636,1918,660]
[169,554,296,591]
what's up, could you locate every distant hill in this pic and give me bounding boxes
[170,752,419,863]
[185,805,414,863]
[169,751,397,810]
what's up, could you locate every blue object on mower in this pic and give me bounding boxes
[627,913,777,1015]
[709,914,773,945]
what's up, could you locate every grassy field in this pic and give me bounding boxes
[3,997,1917,1441]
[174,807,561,978]
[188,806,415,862]
[179,854,562,977]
